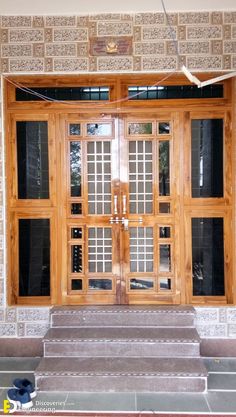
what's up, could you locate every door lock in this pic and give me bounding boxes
[109,216,143,230]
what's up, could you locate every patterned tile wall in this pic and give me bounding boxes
[0,11,236,339]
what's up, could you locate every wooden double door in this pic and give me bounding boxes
[62,113,179,304]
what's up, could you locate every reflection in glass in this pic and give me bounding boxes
[160,278,171,290]
[192,218,225,296]
[19,219,50,296]
[17,121,49,199]
[69,124,81,135]
[71,245,83,273]
[159,244,171,272]
[71,279,83,290]
[70,142,81,197]
[88,279,112,290]
[159,141,170,196]
[159,122,170,135]
[128,123,152,135]
[87,123,112,136]
[71,203,82,215]
[159,202,171,213]
[71,228,83,239]
[191,119,223,198]
[130,278,154,290]
[159,226,171,238]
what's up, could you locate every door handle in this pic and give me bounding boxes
[114,195,118,214]
[122,195,127,215]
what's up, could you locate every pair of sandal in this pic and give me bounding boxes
[7,378,36,410]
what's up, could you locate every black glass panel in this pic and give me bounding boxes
[191,119,223,198]
[192,218,225,296]
[128,85,223,100]
[70,142,81,197]
[159,141,170,196]
[71,228,83,239]
[71,245,83,273]
[19,219,50,296]
[160,278,171,290]
[159,226,171,238]
[88,279,112,290]
[159,122,170,135]
[71,279,83,290]
[71,203,82,215]
[16,87,109,101]
[159,202,171,213]
[69,124,81,135]
[17,121,49,199]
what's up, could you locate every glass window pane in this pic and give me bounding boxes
[70,142,81,197]
[71,279,83,290]
[158,122,170,135]
[87,123,112,136]
[128,123,152,135]
[159,202,171,213]
[19,219,50,296]
[17,121,49,199]
[160,278,171,290]
[130,278,154,290]
[159,141,170,196]
[71,245,83,273]
[69,124,81,136]
[191,119,223,198]
[71,203,82,215]
[159,244,171,272]
[88,279,112,290]
[71,228,83,239]
[159,226,171,238]
[192,218,225,296]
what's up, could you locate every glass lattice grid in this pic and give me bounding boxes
[129,141,153,214]
[88,227,112,273]
[129,227,154,273]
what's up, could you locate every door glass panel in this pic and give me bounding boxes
[88,227,112,273]
[129,141,153,214]
[17,121,49,199]
[71,245,83,273]
[130,227,153,272]
[128,122,152,135]
[71,203,82,215]
[159,244,171,272]
[87,123,112,136]
[159,202,171,213]
[69,124,81,136]
[71,279,83,290]
[70,142,81,197]
[19,219,50,296]
[130,278,154,290]
[191,119,223,198]
[87,142,111,215]
[192,218,225,296]
[158,122,170,135]
[160,278,171,290]
[159,141,170,196]
[88,279,112,290]
[71,228,83,239]
[159,226,171,238]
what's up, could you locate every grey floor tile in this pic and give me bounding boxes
[0,372,35,388]
[65,393,136,411]
[204,358,236,373]
[206,391,236,412]
[0,358,40,372]
[136,393,210,412]
[31,392,68,412]
[208,373,236,391]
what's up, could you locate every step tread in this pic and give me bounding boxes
[51,305,195,315]
[35,357,207,377]
[44,327,200,343]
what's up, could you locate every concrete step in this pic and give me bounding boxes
[43,327,200,357]
[51,305,195,328]
[35,357,208,393]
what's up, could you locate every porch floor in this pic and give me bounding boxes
[0,357,236,414]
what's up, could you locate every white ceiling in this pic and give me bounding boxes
[0,0,235,15]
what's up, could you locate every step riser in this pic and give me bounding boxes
[51,313,194,328]
[44,342,200,358]
[36,375,207,393]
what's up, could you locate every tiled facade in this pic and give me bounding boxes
[0,11,236,339]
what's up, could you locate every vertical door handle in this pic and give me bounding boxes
[122,195,127,215]
[114,195,118,214]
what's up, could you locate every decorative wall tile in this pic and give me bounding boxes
[1,44,32,57]
[187,55,222,70]
[45,43,77,57]
[53,58,88,72]
[166,41,177,55]
[134,13,164,25]
[25,322,49,337]
[0,280,4,294]
[17,323,25,337]
[134,42,165,55]
[45,16,76,27]
[121,14,133,21]
[33,43,44,57]
[77,43,89,56]
[54,28,88,42]
[232,55,236,68]
[32,16,44,28]
[45,58,53,72]
[179,41,210,55]
[17,308,50,322]
[195,308,219,323]
[227,308,236,323]
[134,26,142,42]
[179,12,209,25]
[9,29,44,43]
[45,29,53,42]
[196,324,227,337]
[98,22,132,36]
[165,13,178,26]
[143,26,177,40]
[88,22,97,37]
[187,26,222,40]
[98,56,133,71]
[90,37,132,56]
[5,308,17,322]
[0,308,4,321]
[89,13,121,21]
[178,55,186,67]
[89,57,97,72]
[223,25,232,39]
[178,26,186,40]
[228,325,236,337]
[9,58,44,72]
[1,16,32,28]
[142,56,177,71]
[77,16,89,27]
[224,12,236,23]
[0,295,4,306]
[0,323,16,336]
[224,41,236,53]
[219,308,227,323]
[211,12,223,25]
[232,26,236,38]
[1,29,9,43]
[133,56,141,71]
[211,40,223,54]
